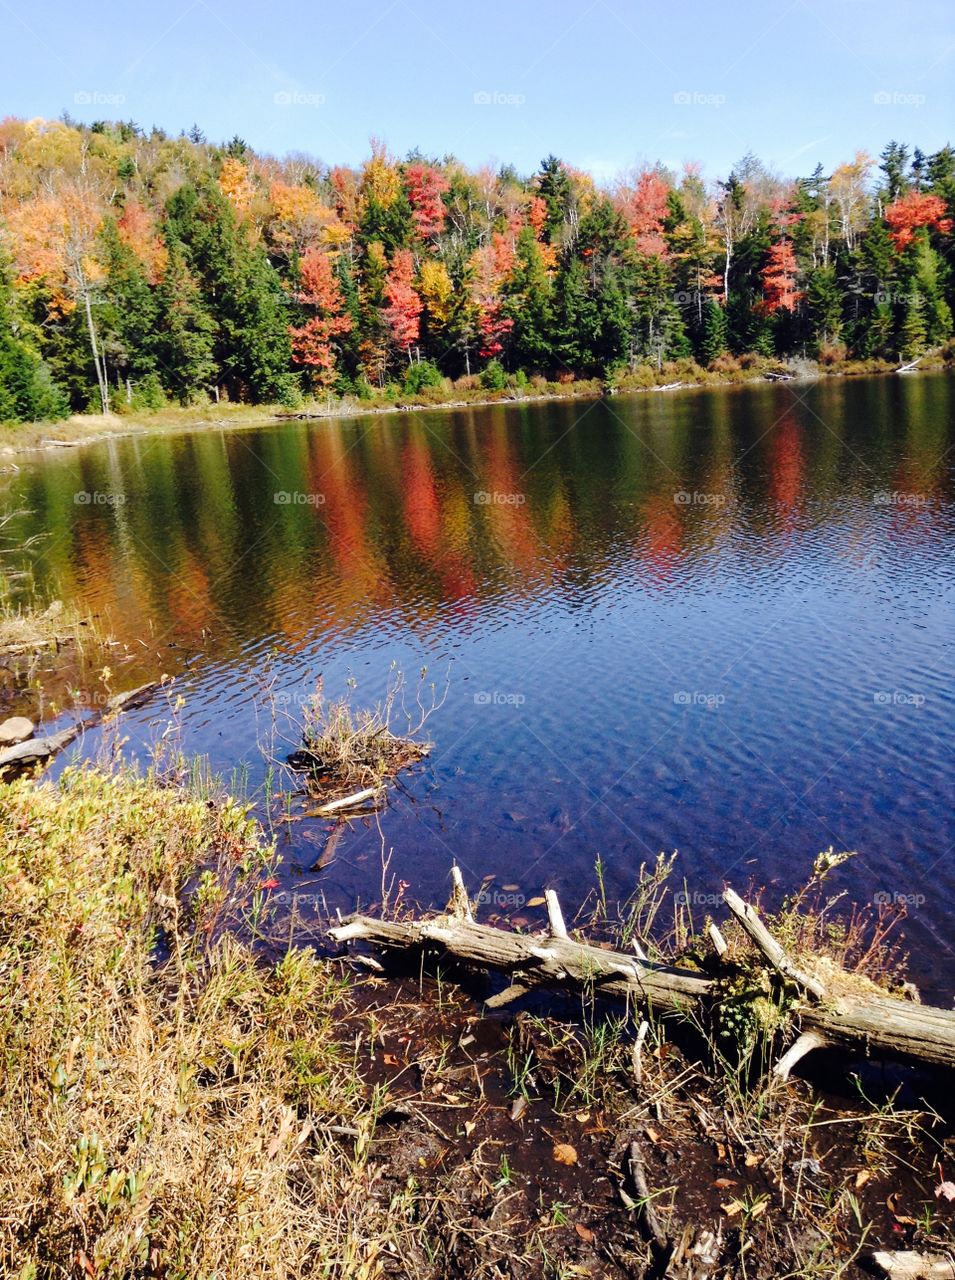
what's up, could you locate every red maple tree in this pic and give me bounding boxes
[383,248,423,357]
[289,248,353,388]
[761,239,802,313]
[405,163,449,240]
[884,192,952,251]
[619,171,670,257]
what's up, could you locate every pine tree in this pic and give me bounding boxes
[503,227,554,371]
[700,300,728,364]
[806,265,843,349]
[0,264,68,422]
[164,180,295,403]
[154,241,217,403]
[99,218,161,389]
[900,293,927,358]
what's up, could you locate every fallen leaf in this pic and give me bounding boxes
[721,1199,744,1217]
[382,1053,400,1067]
[510,1097,527,1121]
[553,1142,578,1166]
[936,1180,955,1201]
[713,1177,737,1189]
[502,884,520,892]
[855,1169,872,1189]
[645,1126,661,1145]
[464,1121,476,1137]
[745,1153,762,1168]
[574,1223,595,1243]
[527,896,546,907]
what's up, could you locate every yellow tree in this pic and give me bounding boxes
[830,152,872,251]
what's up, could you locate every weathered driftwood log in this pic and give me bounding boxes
[0,681,159,772]
[329,869,955,1073]
[873,1251,955,1280]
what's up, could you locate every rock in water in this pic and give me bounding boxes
[0,716,34,746]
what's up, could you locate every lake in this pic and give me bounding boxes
[5,374,954,993]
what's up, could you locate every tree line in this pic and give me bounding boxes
[0,118,952,422]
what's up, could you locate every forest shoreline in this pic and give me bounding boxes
[2,352,952,459]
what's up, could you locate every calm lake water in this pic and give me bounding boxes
[5,375,955,991]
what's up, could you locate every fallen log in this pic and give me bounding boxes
[329,869,955,1074]
[873,1251,955,1279]
[0,681,159,772]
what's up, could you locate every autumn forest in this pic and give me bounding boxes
[0,116,953,424]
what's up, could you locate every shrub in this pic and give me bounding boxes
[479,359,506,391]
[403,359,444,395]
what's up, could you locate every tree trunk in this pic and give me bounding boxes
[330,874,955,1075]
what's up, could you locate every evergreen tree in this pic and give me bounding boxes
[700,299,728,364]
[806,265,843,349]
[536,156,572,243]
[900,293,927,358]
[99,218,161,390]
[154,241,217,403]
[0,264,69,422]
[502,227,554,371]
[164,180,295,403]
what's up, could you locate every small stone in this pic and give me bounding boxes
[0,716,35,746]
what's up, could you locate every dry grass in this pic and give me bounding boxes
[0,763,414,1279]
[294,669,443,802]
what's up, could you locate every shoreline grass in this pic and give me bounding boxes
[0,760,952,1278]
[0,762,399,1278]
[2,352,952,456]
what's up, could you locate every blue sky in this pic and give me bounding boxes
[3,0,953,181]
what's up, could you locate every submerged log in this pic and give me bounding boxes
[329,871,955,1074]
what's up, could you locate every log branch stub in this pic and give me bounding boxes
[722,887,827,1000]
[447,865,474,921]
[544,889,568,939]
[773,1030,829,1080]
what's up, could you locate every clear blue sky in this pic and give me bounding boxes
[3,0,953,181]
